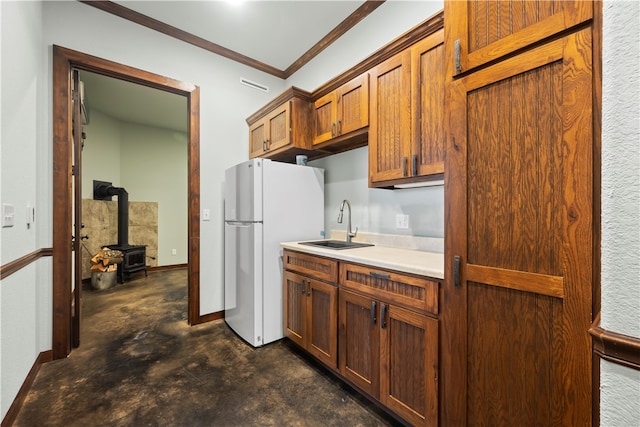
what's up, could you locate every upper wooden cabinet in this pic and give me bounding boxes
[411,29,445,178]
[369,49,411,185]
[312,73,369,147]
[369,29,445,187]
[446,0,593,75]
[247,87,314,162]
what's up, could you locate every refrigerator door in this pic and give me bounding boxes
[224,159,263,222]
[224,221,263,347]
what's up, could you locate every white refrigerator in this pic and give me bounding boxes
[224,158,324,347]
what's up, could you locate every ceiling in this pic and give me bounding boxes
[79,0,376,133]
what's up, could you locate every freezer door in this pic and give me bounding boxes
[224,159,263,222]
[224,221,263,347]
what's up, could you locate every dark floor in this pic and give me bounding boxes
[14,269,400,426]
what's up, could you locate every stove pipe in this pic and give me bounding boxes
[93,181,129,247]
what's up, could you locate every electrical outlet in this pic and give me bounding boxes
[395,214,409,229]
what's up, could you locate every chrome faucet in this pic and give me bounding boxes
[337,199,357,242]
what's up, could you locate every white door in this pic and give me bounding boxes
[224,159,263,222]
[224,222,263,346]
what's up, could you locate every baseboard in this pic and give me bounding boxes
[1,350,53,427]
[195,310,224,325]
[148,263,188,272]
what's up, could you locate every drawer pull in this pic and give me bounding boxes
[369,271,390,280]
[381,303,387,329]
[371,301,377,325]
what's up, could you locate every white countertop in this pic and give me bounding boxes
[281,240,444,280]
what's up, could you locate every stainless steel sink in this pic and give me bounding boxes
[299,240,374,250]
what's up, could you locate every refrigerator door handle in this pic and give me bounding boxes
[225,221,257,226]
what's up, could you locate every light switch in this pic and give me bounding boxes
[3,204,15,227]
[202,208,211,221]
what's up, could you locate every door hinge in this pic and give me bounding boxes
[72,165,78,176]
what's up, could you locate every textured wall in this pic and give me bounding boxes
[600,1,640,425]
[82,200,158,280]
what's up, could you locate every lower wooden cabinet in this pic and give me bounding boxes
[283,250,439,426]
[338,289,380,396]
[339,289,438,427]
[379,302,438,427]
[284,270,338,369]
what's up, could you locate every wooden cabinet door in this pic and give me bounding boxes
[307,279,338,369]
[379,304,438,427]
[312,92,337,145]
[265,101,291,152]
[411,29,445,177]
[283,270,306,348]
[248,119,266,158]
[335,73,369,137]
[339,289,379,398]
[446,0,593,75]
[443,29,593,426]
[369,49,411,185]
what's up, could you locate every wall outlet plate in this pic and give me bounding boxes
[395,214,409,229]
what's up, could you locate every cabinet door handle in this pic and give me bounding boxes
[331,122,336,137]
[262,140,267,151]
[301,279,306,294]
[337,119,341,135]
[306,279,311,296]
[381,303,387,329]
[265,138,270,150]
[454,255,461,288]
[370,271,390,280]
[371,301,377,325]
[412,154,418,176]
[455,39,462,73]
[402,156,407,177]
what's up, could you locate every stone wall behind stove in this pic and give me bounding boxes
[82,199,158,280]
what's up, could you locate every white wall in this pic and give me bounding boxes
[120,121,188,265]
[0,0,49,419]
[42,0,288,316]
[311,147,444,238]
[81,110,122,195]
[600,1,640,425]
[288,1,446,240]
[82,110,188,265]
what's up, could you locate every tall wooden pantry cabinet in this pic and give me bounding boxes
[442,1,597,426]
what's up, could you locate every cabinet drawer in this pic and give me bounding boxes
[283,250,338,283]
[339,262,439,315]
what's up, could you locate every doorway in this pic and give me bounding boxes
[52,45,203,360]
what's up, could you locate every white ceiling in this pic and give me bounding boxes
[114,0,366,71]
[82,1,369,133]
[80,70,187,132]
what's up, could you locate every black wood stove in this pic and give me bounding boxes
[94,181,147,284]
